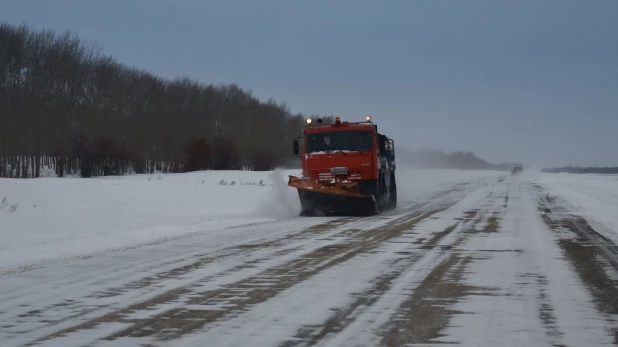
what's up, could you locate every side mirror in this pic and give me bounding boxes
[293,140,299,156]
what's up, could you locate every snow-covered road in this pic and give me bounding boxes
[1,173,617,346]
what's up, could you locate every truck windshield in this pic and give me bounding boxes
[306,131,373,153]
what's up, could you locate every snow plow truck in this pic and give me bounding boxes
[288,116,397,216]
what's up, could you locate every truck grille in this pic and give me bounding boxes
[318,172,362,182]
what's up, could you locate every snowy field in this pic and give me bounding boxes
[0,168,500,274]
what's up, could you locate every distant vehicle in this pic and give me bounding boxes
[511,166,523,175]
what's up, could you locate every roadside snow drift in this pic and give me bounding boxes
[0,170,299,272]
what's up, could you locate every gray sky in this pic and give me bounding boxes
[2,0,617,167]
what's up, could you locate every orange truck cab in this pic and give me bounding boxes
[290,116,397,216]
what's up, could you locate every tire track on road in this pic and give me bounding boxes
[276,178,506,347]
[536,187,618,344]
[377,209,501,347]
[98,211,441,341]
[281,216,481,347]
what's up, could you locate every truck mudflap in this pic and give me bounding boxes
[287,175,380,216]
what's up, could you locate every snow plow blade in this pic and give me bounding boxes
[288,175,379,217]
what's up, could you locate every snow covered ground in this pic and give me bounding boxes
[0,168,500,274]
[0,170,295,274]
[533,172,618,243]
[1,169,617,347]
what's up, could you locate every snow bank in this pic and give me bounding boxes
[0,168,503,273]
[0,170,303,272]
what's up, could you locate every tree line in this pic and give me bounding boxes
[0,23,333,178]
[542,166,618,174]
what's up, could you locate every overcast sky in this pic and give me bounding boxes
[2,0,617,167]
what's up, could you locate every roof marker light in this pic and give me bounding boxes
[366,116,372,121]
[335,117,341,124]
[306,118,312,124]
